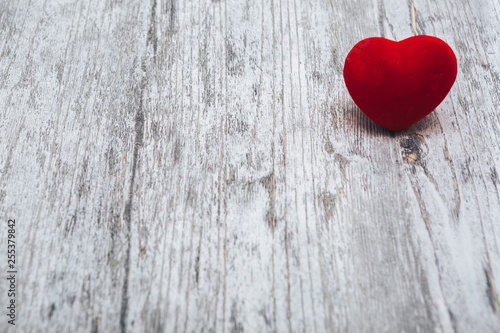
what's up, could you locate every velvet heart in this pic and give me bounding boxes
[343,36,457,131]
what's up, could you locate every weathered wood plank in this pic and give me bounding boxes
[1,0,500,332]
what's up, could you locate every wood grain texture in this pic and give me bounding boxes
[1,0,500,332]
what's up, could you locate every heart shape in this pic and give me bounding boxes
[343,36,457,131]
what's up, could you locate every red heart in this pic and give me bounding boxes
[343,36,457,131]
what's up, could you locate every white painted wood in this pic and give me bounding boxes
[1,0,500,332]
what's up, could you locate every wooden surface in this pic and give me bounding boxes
[1,0,500,332]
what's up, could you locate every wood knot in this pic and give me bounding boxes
[321,191,337,218]
[400,133,427,164]
[325,142,334,154]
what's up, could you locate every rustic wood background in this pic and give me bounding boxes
[1,0,500,332]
